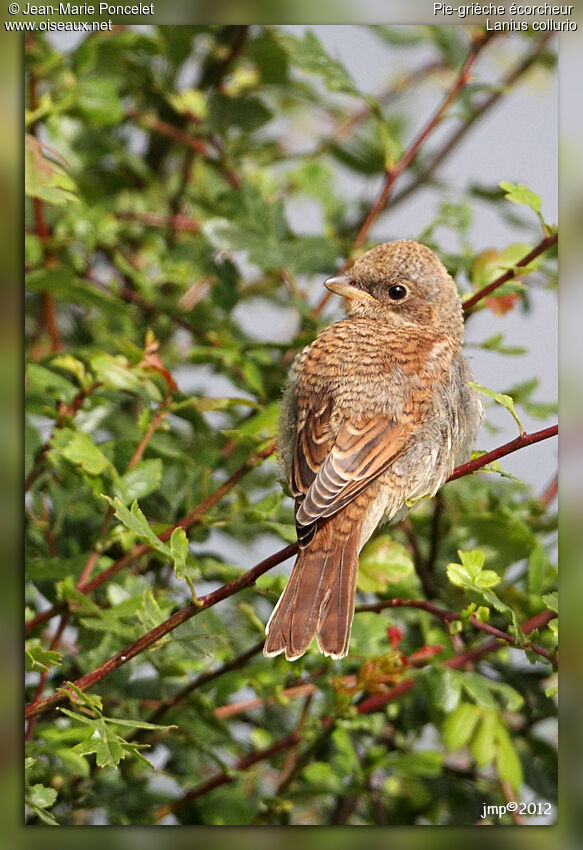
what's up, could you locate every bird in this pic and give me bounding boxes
[263,240,483,662]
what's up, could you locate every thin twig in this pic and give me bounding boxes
[314,30,496,317]
[539,472,558,508]
[154,730,300,821]
[447,425,558,481]
[25,542,297,719]
[144,640,265,727]
[25,423,557,700]
[150,609,554,816]
[25,442,278,635]
[463,233,558,314]
[387,34,554,212]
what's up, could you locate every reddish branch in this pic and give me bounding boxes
[354,33,495,250]
[25,441,277,635]
[463,233,558,314]
[154,731,301,821]
[314,31,495,317]
[25,542,297,720]
[387,33,553,212]
[25,423,557,720]
[152,608,555,817]
[447,425,557,481]
[356,608,556,715]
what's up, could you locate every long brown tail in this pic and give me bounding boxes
[263,514,360,661]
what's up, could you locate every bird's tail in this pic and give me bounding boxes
[263,515,360,661]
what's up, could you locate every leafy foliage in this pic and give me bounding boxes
[25,26,557,826]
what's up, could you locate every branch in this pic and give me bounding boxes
[356,609,555,714]
[25,423,557,710]
[144,640,265,727]
[25,442,277,635]
[151,609,555,818]
[387,34,554,212]
[355,598,557,667]
[24,382,101,492]
[24,542,297,719]
[313,31,495,318]
[447,425,558,482]
[462,233,558,314]
[154,731,301,822]
[115,211,201,233]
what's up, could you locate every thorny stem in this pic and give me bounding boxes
[25,424,557,720]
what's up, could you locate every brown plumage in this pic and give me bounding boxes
[264,240,483,661]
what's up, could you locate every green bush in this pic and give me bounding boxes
[25,25,557,826]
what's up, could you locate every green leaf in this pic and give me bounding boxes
[469,383,524,434]
[77,77,124,124]
[103,497,172,560]
[25,642,63,673]
[170,527,189,578]
[26,268,120,314]
[495,722,523,791]
[442,702,482,750]
[358,536,418,594]
[276,30,361,98]
[478,333,527,356]
[462,673,498,709]
[499,182,541,214]
[90,353,143,392]
[116,459,163,504]
[303,760,344,794]
[208,93,273,133]
[26,783,58,810]
[471,708,498,767]
[25,134,79,205]
[542,592,558,613]
[420,666,462,713]
[61,431,111,476]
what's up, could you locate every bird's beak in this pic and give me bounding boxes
[324,274,375,302]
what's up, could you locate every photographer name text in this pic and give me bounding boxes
[18,3,154,14]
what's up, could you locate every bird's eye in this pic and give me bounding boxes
[388,284,407,301]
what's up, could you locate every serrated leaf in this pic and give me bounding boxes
[26,783,58,809]
[276,30,361,98]
[25,643,63,673]
[542,592,558,613]
[500,182,541,214]
[103,497,172,560]
[469,383,524,434]
[25,134,79,205]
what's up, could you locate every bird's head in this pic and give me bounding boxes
[324,240,464,342]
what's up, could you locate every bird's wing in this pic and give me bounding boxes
[290,396,334,498]
[293,407,414,529]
